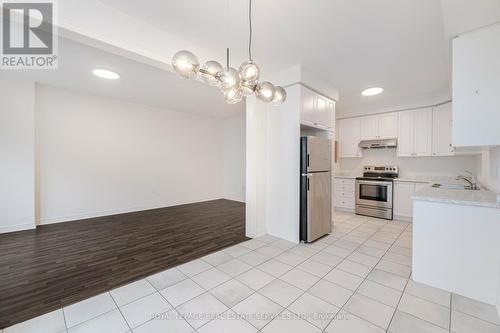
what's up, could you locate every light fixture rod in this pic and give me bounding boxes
[226,47,230,68]
[248,0,252,60]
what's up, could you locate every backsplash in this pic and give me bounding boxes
[338,148,481,178]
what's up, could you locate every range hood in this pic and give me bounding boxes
[358,138,397,149]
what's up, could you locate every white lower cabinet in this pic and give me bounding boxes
[394,181,430,220]
[334,178,355,210]
[394,182,415,218]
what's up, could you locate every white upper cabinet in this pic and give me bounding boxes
[360,115,379,140]
[338,108,453,159]
[432,103,454,156]
[378,112,398,139]
[453,23,500,147]
[339,117,361,158]
[300,86,335,130]
[397,111,415,157]
[413,108,433,156]
[360,113,397,140]
[301,87,316,125]
[397,108,432,157]
[328,101,336,131]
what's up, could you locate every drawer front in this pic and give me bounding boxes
[335,184,355,193]
[334,178,355,186]
[335,198,355,209]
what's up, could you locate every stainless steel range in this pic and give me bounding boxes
[355,166,399,220]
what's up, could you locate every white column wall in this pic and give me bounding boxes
[0,76,35,233]
[245,85,301,243]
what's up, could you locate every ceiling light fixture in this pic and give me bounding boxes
[171,0,286,105]
[93,69,120,80]
[361,87,383,96]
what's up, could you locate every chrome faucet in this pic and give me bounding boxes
[456,171,479,190]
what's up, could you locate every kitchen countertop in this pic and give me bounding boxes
[394,175,458,183]
[413,187,500,209]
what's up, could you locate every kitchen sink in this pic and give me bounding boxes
[431,183,480,191]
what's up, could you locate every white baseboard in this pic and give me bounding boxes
[37,197,226,225]
[0,223,35,234]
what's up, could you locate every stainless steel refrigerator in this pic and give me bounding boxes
[300,136,332,243]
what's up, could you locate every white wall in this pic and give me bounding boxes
[265,85,301,243]
[339,149,480,178]
[223,114,245,202]
[36,85,226,224]
[0,76,36,233]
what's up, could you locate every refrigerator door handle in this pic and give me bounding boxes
[307,154,310,168]
[307,177,310,191]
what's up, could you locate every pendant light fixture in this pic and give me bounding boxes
[171,0,286,105]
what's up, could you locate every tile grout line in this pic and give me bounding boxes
[109,291,133,332]
[30,214,407,333]
[257,214,406,332]
[193,219,359,332]
[61,306,68,333]
[384,261,411,333]
[320,219,409,332]
[449,293,453,333]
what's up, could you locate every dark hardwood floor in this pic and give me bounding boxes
[0,199,246,329]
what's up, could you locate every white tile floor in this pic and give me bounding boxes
[4,212,500,333]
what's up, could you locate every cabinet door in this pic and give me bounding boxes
[452,23,500,147]
[339,118,361,158]
[394,182,415,218]
[360,115,379,140]
[328,101,336,130]
[397,111,414,157]
[315,95,330,128]
[378,112,398,139]
[414,108,433,156]
[301,87,315,125]
[432,103,454,156]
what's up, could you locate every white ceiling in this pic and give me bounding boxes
[98,0,452,113]
[4,38,244,118]
[441,0,500,38]
[5,1,498,118]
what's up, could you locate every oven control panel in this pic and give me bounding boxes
[363,166,399,173]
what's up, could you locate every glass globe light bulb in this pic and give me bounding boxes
[241,80,256,96]
[223,86,243,104]
[256,81,276,103]
[218,67,240,89]
[200,60,223,86]
[272,86,287,104]
[239,60,260,83]
[171,50,199,79]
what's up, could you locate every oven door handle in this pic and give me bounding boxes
[356,180,392,186]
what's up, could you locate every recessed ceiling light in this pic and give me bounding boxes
[93,69,120,80]
[361,87,383,96]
